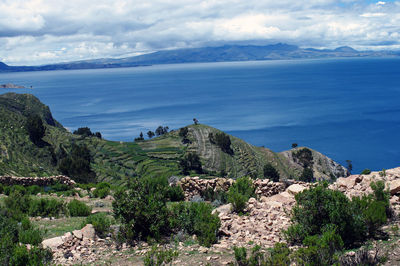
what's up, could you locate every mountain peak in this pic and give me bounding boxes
[334,46,358,53]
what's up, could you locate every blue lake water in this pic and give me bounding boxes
[1,58,399,173]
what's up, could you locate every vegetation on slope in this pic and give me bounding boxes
[0,93,348,184]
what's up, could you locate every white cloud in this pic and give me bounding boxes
[0,0,400,65]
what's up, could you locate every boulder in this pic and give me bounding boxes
[42,236,64,251]
[389,179,400,195]
[72,229,83,240]
[212,203,232,216]
[81,224,96,240]
[286,184,306,196]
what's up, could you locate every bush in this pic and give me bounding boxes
[166,186,185,202]
[113,177,170,242]
[299,167,314,182]
[201,188,228,205]
[179,153,202,175]
[0,207,52,265]
[67,199,91,217]
[227,177,255,214]
[209,132,233,155]
[292,148,313,167]
[58,144,95,183]
[27,185,43,195]
[18,217,43,245]
[361,168,372,175]
[4,185,27,196]
[285,183,366,247]
[0,183,4,194]
[25,114,45,145]
[82,213,113,238]
[169,201,220,247]
[294,225,343,266]
[143,245,179,266]
[93,182,111,199]
[263,163,280,182]
[352,181,390,236]
[4,191,31,220]
[29,197,65,218]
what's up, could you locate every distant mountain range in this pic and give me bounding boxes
[1,43,399,72]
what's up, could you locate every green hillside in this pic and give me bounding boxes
[0,93,348,183]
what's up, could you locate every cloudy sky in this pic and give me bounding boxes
[1,0,399,65]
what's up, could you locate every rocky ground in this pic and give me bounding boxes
[38,168,400,265]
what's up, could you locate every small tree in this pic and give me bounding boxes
[179,153,202,175]
[292,143,298,148]
[73,127,93,137]
[26,114,45,145]
[299,167,314,182]
[147,131,155,139]
[263,163,280,182]
[346,160,353,174]
[193,118,199,125]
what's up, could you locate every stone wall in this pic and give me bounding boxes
[0,175,75,187]
[177,176,310,200]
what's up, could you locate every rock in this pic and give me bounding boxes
[389,179,400,195]
[62,232,73,242]
[212,203,232,216]
[72,230,83,240]
[199,246,209,253]
[81,224,96,240]
[105,195,115,201]
[42,236,64,251]
[248,197,257,204]
[286,184,306,195]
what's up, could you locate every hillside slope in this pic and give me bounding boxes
[0,93,348,182]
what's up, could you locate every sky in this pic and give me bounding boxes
[1,0,399,65]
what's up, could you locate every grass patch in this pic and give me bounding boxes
[32,217,86,239]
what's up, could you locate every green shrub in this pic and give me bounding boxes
[48,182,70,192]
[18,217,43,245]
[93,182,111,199]
[267,243,291,266]
[25,114,45,145]
[4,191,31,220]
[227,177,255,214]
[352,181,390,236]
[143,245,179,266]
[27,185,43,195]
[82,213,113,238]
[0,183,4,194]
[179,153,202,175]
[166,186,185,202]
[169,202,220,247]
[58,143,95,184]
[263,163,280,182]
[361,169,371,175]
[0,207,52,265]
[113,177,170,243]
[292,148,313,167]
[209,132,234,155]
[4,185,27,196]
[285,183,366,247]
[233,245,266,266]
[29,197,65,218]
[299,167,314,182]
[67,199,91,217]
[201,188,228,205]
[9,245,52,266]
[294,225,343,266]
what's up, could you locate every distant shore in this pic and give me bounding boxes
[0,83,30,89]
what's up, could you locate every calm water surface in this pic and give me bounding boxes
[1,58,399,173]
